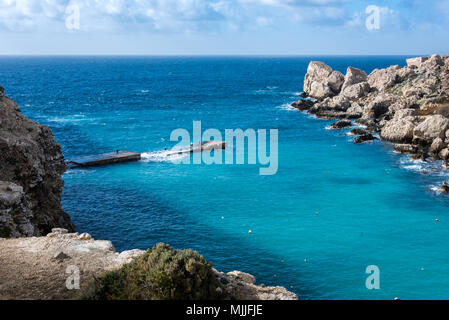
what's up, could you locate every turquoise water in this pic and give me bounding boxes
[2,56,449,300]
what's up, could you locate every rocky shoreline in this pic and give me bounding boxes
[0,85,297,300]
[293,54,449,190]
[0,229,297,300]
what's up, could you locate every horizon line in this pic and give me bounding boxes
[0,53,427,58]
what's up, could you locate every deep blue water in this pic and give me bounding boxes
[2,56,449,300]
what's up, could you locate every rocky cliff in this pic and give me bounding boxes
[0,86,74,237]
[0,229,298,300]
[293,54,449,162]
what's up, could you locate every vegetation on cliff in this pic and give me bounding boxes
[85,243,227,300]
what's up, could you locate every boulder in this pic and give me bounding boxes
[327,71,345,94]
[354,134,377,144]
[349,128,368,136]
[380,118,415,143]
[328,95,351,111]
[303,62,345,99]
[291,99,315,111]
[328,120,352,130]
[346,103,363,119]
[430,137,446,154]
[406,56,429,68]
[423,54,445,70]
[78,233,93,241]
[342,82,371,100]
[394,144,418,154]
[439,148,449,160]
[368,65,400,91]
[303,61,333,99]
[309,81,333,99]
[413,115,449,143]
[341,67,367,91]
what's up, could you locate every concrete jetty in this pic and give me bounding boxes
[66,141,226,168]
[162,141,227,156]
[66,151,141,169]
[189,141,227,153]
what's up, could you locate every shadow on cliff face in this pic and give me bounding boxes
[0,90,74,237]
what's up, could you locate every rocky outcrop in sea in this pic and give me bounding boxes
[293,54,449,172]
[0,87,74,237]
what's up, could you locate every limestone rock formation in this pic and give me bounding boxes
[413,115,449,143]
[341,67,368,91]
[215,270,298,300]
[292,53,449,168]
[303,61,344,99]
[0,87,74,237]
[380,118,415,143]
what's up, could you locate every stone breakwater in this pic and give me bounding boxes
[0,87,74,237]
[293,54,449,185]
[0,228,298,300]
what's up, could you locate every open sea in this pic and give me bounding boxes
[2,56,449,299]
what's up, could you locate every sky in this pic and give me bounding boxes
[0,0,448,55]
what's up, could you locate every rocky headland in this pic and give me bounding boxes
[0,87,74,237]
[293,54,449,187]
[0,86,296,300]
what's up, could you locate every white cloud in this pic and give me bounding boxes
[256,16,272,26]
[0,0,234,32]
[0,0,409,35]
[344,6,401,31]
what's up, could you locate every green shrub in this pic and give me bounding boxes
[84,243,227,300]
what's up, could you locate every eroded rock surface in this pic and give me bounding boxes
[0,88,74,237]
[293,54,449,163]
